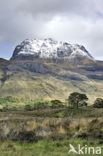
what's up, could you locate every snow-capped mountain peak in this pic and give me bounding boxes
[11,38,93,61]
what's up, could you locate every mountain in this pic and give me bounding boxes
[11,38,93,62]
[0,38,103,102]
[0,58,9,68]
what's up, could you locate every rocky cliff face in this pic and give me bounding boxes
[11,38,93,61]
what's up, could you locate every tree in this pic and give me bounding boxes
[68,92,88,109]
[93,98,103,108]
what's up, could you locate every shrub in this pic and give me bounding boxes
[93,98,103,108]
[24,104,32,111]
[50,100,63,108]
[33,101,49,110]
[2,105,9,112]
[17,131,36,142]
[10,107,18,111]
[0,96,19,104]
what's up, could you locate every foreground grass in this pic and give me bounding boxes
[0,138,103,156]
[0,106,103,155]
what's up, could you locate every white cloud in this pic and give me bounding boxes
[0,0,103,59]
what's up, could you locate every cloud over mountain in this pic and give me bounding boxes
[0,0,103,60]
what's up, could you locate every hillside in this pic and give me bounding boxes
[0,59,103,102]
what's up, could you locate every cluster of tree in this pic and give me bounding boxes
[68,92,103,109]
[24,100,64,111]
[1,93,103,112]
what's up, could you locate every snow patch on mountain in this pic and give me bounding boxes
[11,38,93,60]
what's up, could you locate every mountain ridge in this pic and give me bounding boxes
[11,38,93,62]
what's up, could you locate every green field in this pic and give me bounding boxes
[0,138,103,156]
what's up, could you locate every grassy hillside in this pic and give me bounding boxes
[0,69,103,102]
[0,58,103,102]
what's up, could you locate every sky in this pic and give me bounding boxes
[0,0,103,60]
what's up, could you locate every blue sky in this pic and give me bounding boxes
[0,0,103,60]
[0,43,13,59]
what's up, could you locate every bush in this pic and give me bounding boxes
[24,104,32,111]
[10,107,18,111]
[93,98,103,108]
[33,101,49,110]
[17,131,36,142]
[50,100,63,108]
[0,96,19,104]
[2,105,9,112]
